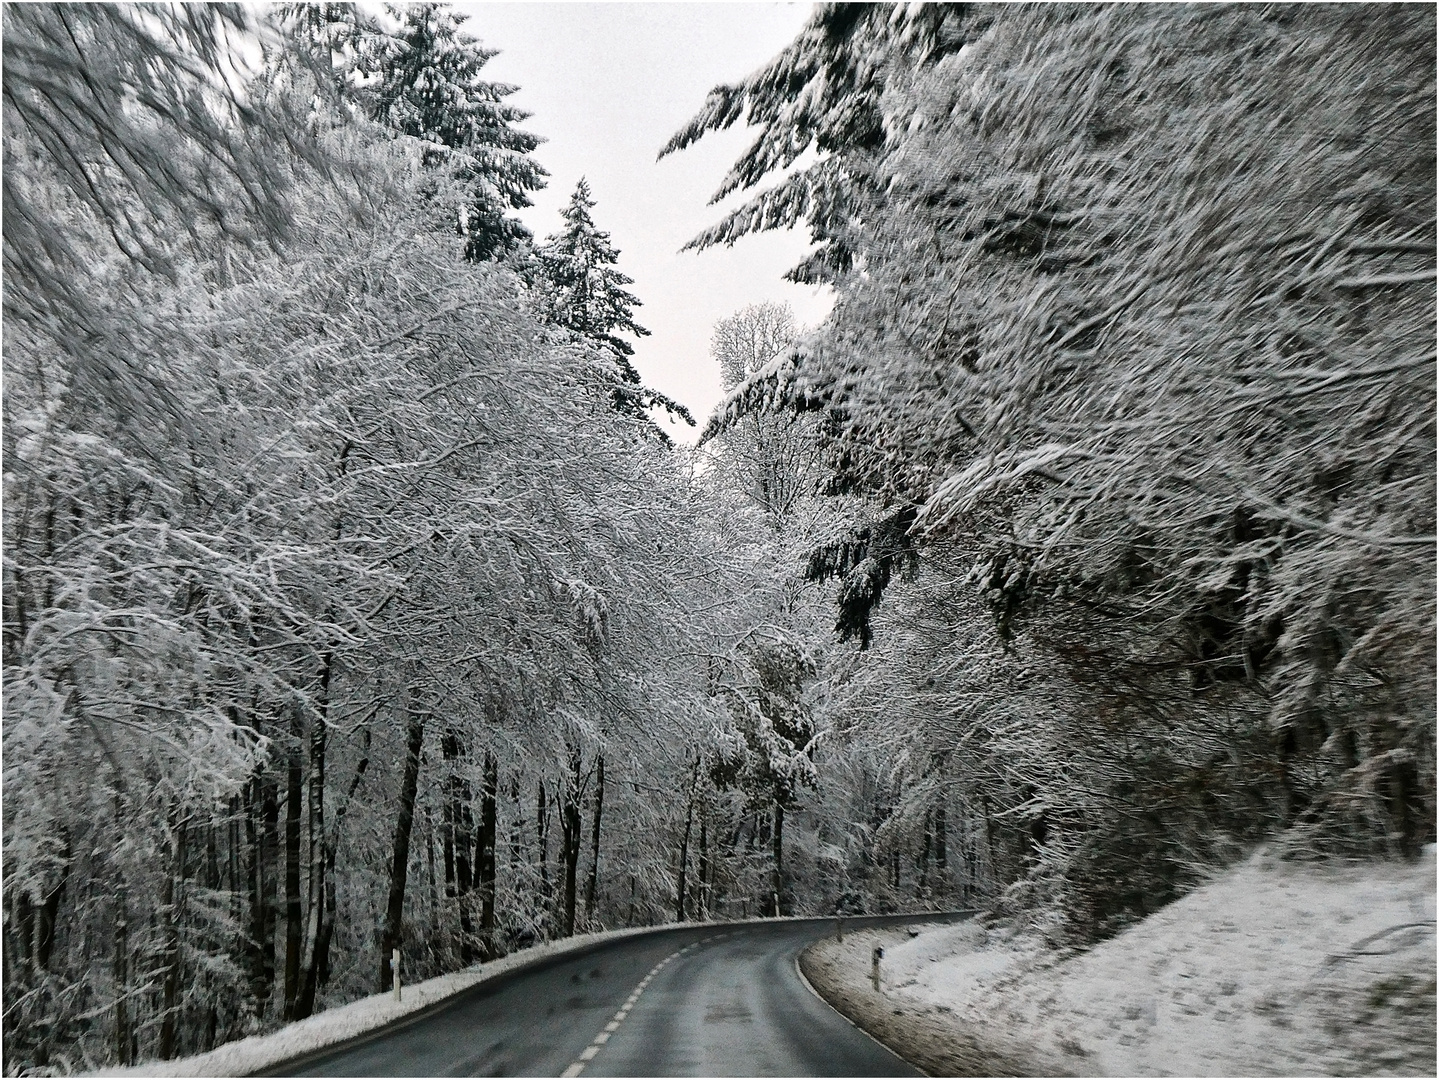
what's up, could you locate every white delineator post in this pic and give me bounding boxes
[393,948,402,1002]
[871,944,883,991]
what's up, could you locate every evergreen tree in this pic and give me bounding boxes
[286,2,547,262]
[659,3,973,284]
[536,179,694,434]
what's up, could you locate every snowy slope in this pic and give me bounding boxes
[807,846,1436,1077]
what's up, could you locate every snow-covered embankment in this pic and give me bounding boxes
[801,846,1436,1076]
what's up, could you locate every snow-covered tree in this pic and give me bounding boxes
[287,2,548,262]
[4,12,863,1072]
[658,3,971,283]
[534,178,693,433]
[537,179,646,355]
[683,2,1437,941]
[707,303,821,520]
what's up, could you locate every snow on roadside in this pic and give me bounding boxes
[82,912,872,1078]
[858,846,1436,1076]
[83,922,690,1078]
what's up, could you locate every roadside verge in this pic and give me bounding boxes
[85,924,682,1078]
[799,926,1056,1078]
[85,912,964,1078]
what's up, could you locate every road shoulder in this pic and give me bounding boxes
[798,927,1054,1077]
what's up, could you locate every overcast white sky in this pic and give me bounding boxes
[453,2,832,441]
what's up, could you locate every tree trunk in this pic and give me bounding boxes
[476,751,498,958]
[676,757,698,921]
[507,775,523,884]
[242,780,264,1017]
[934,798,948,885]
[424,803,439,945]
[35,835,69,971]
[582,754,604,927]
[205,820,221,889]
[441,729,475,961]
[260,774,279,1015]
[771,801,785,916]
[697,815,709,920]
[917,806,933,894]
[560,799,580,937]
[559,746,585,938]
[113,879,131,1066]
[441,800,455,901]
[283,710,304,1020]
[316,726,369,993]
[380,706,426,992]
[536,781,551,912]
[228,794,241,916]
[295,658,330,1021]
[157,822,186,1060]
[981,790,998,886]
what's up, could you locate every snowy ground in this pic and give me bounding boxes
[805,846,1436,1077]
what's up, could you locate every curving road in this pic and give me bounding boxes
[269,916,954,1077]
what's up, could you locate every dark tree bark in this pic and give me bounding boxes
[295,656,331,1021]
[697,814,708,920]
[676,757,698,921]
[917,806,933,893]
[536,781,551,909]
[507,775,523,877]
[424,802,439,939]
[228,795,242,929]
[441,746,457,897]
[583,754,604,927]
[440,728,475,960]
[380,706,426,992]
[260,773,280,1014]
[454,802,474,956]
[316,725,369,992]
[934,799,948,881]
[205,820,221,890]
[157,822,186,1059]
[283,710,304,1019]
[559,746,584,938]
[771,801,785,916]
[34,834,68,971]
[242,780,265,1016]
[981,789,998,885]
[113,879,131,1066]
[475,751,498,957]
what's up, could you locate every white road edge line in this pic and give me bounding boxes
[792,951,932,1079]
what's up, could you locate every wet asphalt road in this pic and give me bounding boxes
[270,916,949,1077]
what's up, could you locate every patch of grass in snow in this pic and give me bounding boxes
[1357,974,1437,1028]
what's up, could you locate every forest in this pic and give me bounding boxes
[3,3,1434,1074]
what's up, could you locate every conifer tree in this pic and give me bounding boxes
[536,179,694,434]
[289,2,548,262]
[659,3,971,283]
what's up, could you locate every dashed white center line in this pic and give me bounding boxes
[559,936,715,1078]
